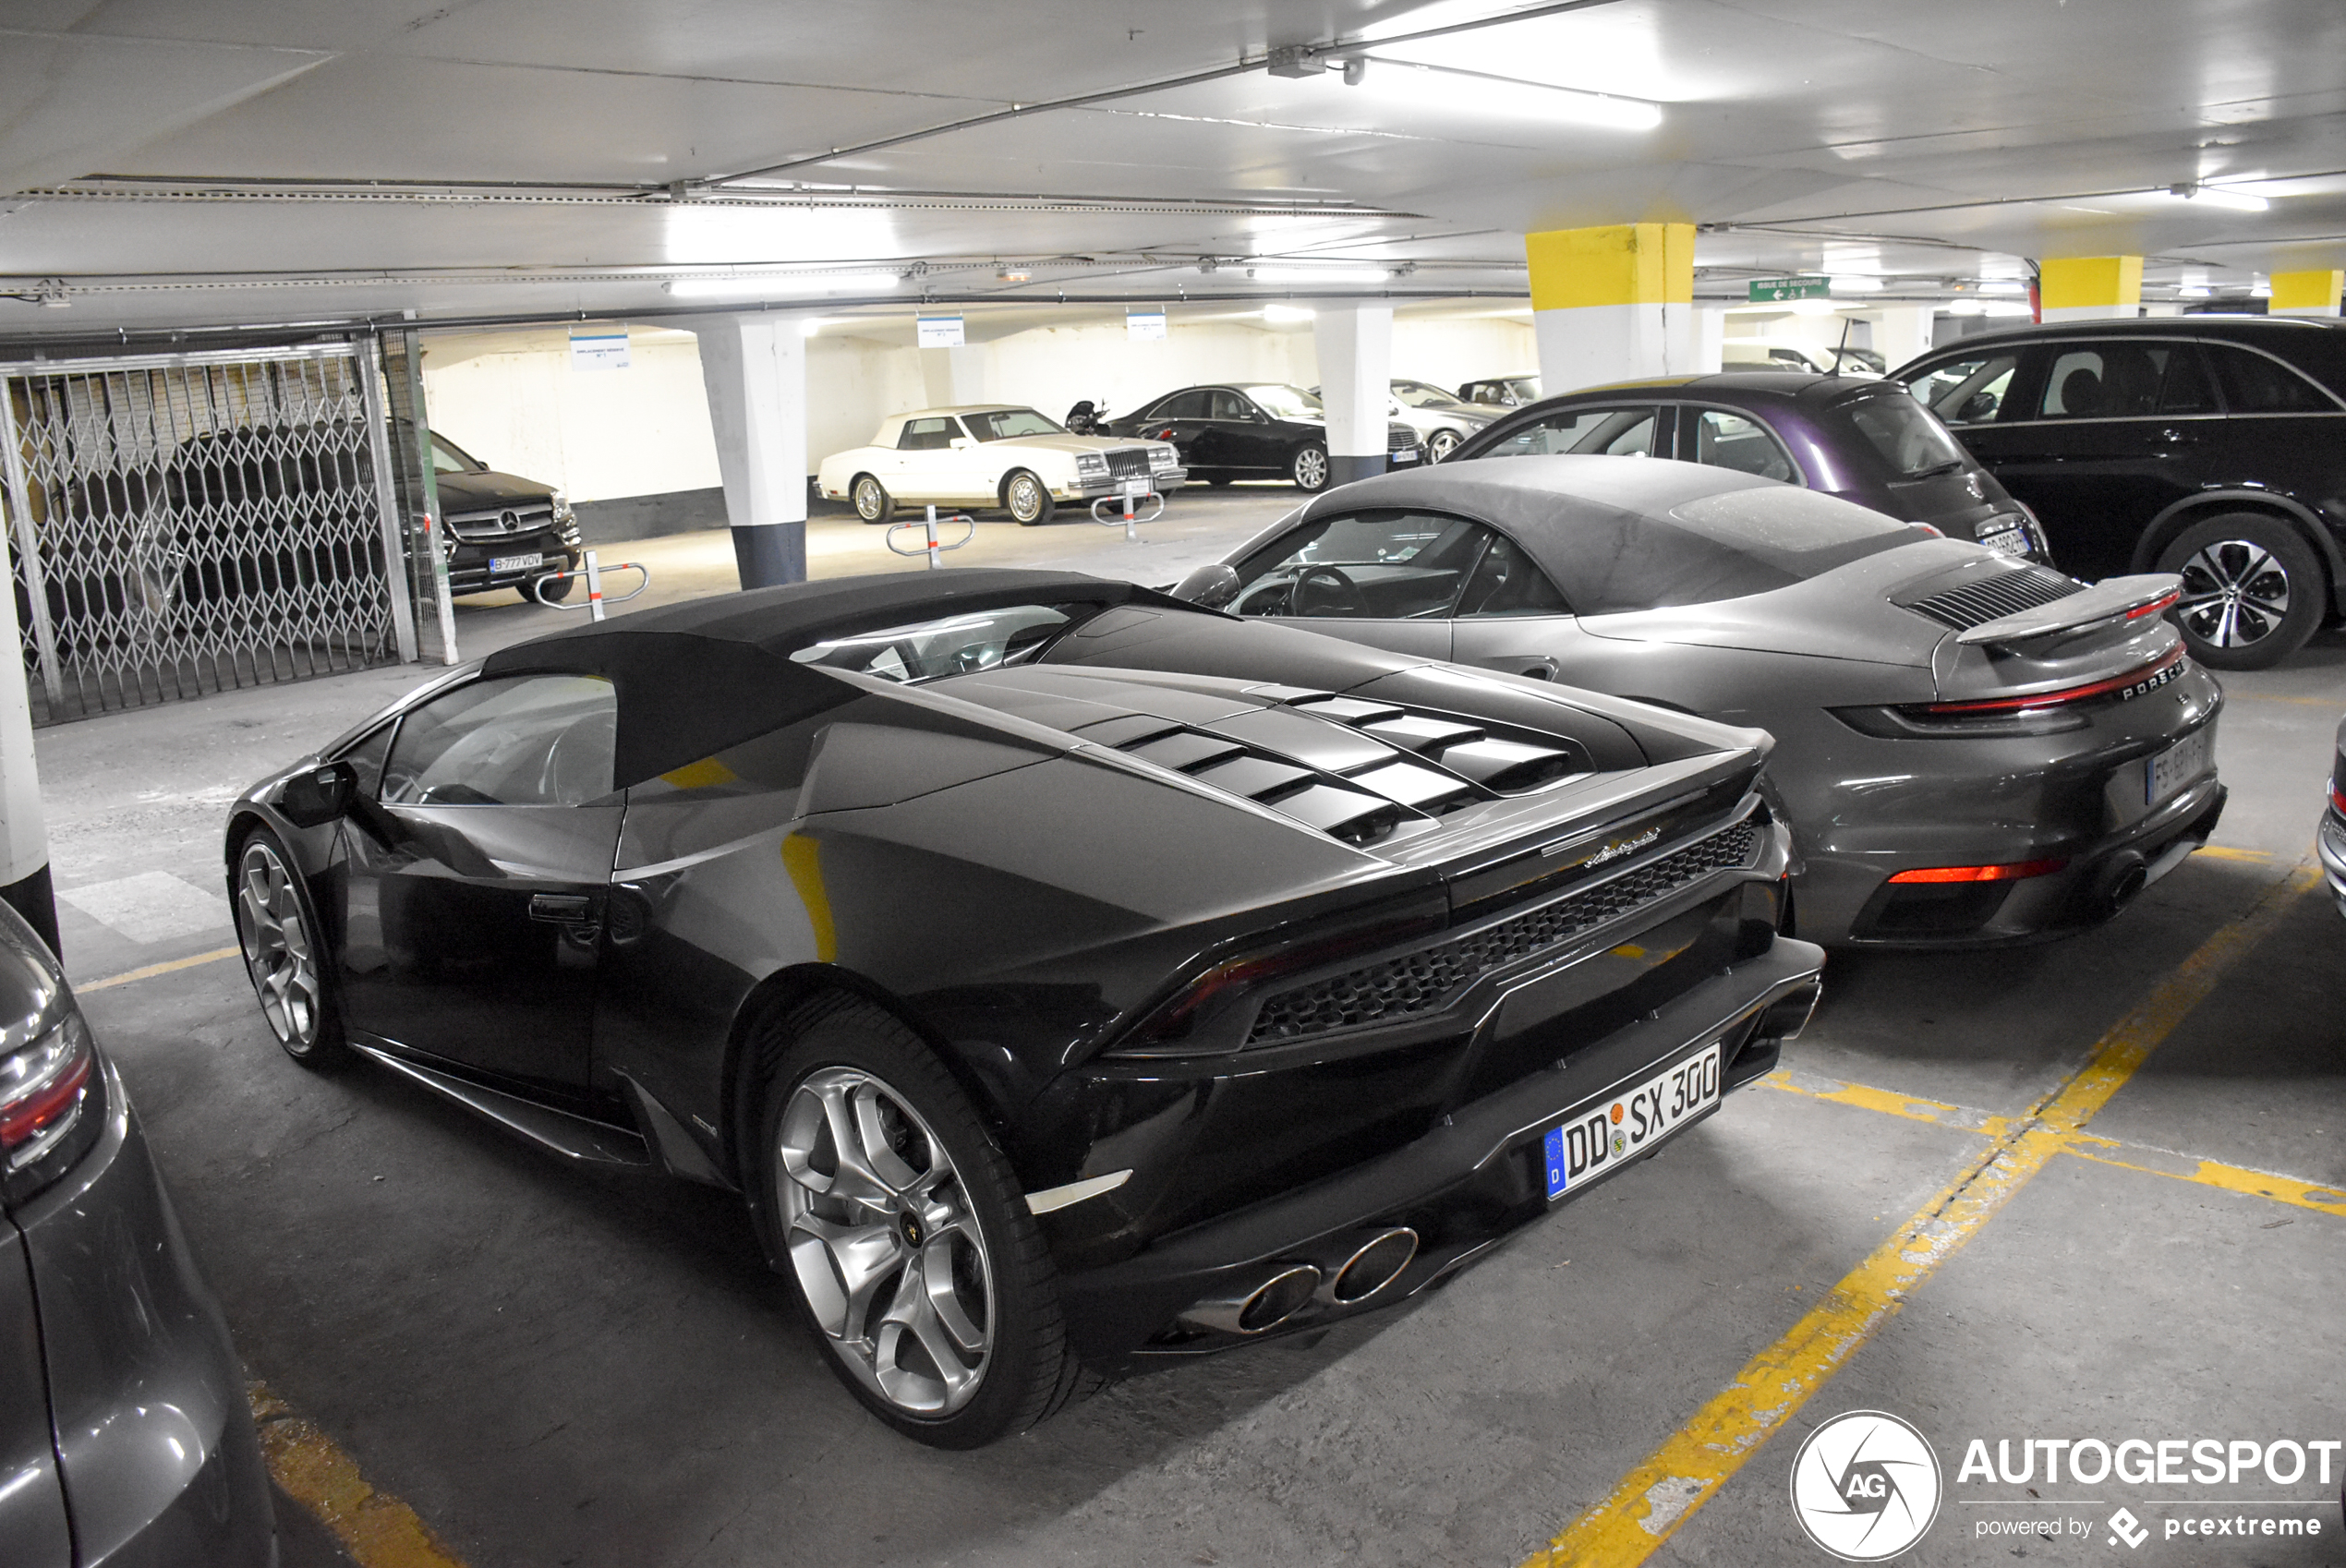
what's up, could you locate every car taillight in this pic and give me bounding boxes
[2,1011,101,1201]
[2329,779,2346,816]
[1886,859,2068,885]
[1921,645,2187,718]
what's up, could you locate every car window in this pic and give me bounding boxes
[338,721,396,797]
[961,408,1065,440]
[1245,385,1322,420]
[1394,381,1470,410]
[1147,390,1211,421]
[2159,344,2220,415]
[1226,510,1494,620]
[1206,390,1253,421]
[382,675,617,808]
[1481,406,1657,458]
[1456,532,1572,617]
[898,417,959,452]
[1687,409,1798,483]
[428,432,480,475]
[1905,355,2019,425]
[2202,344,2340,414]
[1840,394,1968,478]
[790,602,1082,682]
[2038,344,2176,418]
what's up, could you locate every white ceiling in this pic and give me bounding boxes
[3,0,2343,335]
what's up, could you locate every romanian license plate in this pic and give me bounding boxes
[2147,725,2215,806]
[1542,1042,1722,1200]
[1978,526,2031,556]
[490,552,545,574]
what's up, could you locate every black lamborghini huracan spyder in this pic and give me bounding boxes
[226,569,1823,1447]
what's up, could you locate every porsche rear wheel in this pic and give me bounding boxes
[1004,469,1054,525]
[852,475,894,525]
[234,828,347,1068]
[752,995,1087,1448]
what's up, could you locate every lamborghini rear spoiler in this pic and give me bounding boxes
[1954,573,2182,648]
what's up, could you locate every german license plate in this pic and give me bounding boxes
[2147,725,2214,805]
[1391,449,1420,464]
[1542,1042,1722,1200]
[490,552,545,574]
[1978,526,2031,556]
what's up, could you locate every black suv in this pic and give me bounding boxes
[1894,317,2346,669]
[426,429,585,601]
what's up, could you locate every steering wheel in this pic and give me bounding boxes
[1291,564,1371,618]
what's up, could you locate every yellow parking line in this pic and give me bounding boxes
[77,945,241,993]
[1760,1072,2014,1139]
[2192,844,2275,863]
[2063,1138,2346,1218]
[248,1382,469,1568]
[1522,864,2315,1568]
[2231,692,2341,707]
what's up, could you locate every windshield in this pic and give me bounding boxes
[1246,384,1324,420]
[961,407,1067,441]
[1394,382,1470,410]
[1840,393,1970,478]
[429,431,481,474]
[789,603,1083,683]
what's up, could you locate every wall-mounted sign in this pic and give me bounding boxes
[1126,309,1167,341]
[1747,276,1830,303]
[569,332,631,370]
[917,315,966,348]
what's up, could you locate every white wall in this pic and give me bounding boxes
[419,309,1543,497]
[420,326,721,502]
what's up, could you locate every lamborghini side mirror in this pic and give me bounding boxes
[278,760,356,828]
[1171,563,1241,609]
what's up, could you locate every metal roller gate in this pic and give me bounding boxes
[0,343,417,725]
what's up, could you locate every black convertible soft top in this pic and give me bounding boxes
[480,569,1187,787]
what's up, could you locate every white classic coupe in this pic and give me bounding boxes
[815,404,1185,525]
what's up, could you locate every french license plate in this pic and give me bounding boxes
[2147,725,2214,806]
[1978,526,2031,556]
[1542,1042,1722,1200]
[490,552,545,574]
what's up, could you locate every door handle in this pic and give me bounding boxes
[528,893,596,923]
[2158,427,2197,446]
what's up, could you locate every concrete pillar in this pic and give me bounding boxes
[0,547,55,953]
[920,344,994,407]
[2038,257,2142,322]
[1312,304,1394,487]
[1525,223,1696,395]
[1694,308,1725,373]
[2270,269,2343,319]
[1872,307,1936,375]
[682,313,808,590]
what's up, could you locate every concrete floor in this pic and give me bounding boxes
[36,487,2346,1568]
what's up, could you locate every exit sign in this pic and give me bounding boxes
[1748,275,1830,303]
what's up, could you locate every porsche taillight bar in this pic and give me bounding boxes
[1923,645,2186,717]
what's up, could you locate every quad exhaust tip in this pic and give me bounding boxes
[1316,1227,1420,1307]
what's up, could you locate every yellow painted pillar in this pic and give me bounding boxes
[2038,257,2142,322]
[2269,269,2343,319]
[1525,223,1695,396]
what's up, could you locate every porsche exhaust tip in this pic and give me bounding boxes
[1178,1263,1323,1336]
[1316,1227,1420,1307]
[2080,850,2148,921]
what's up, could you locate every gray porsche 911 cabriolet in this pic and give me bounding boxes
[225,568,1822,1448]
[1174,458,2226,947]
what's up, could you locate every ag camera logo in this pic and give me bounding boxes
[1790,1410,1943,1561]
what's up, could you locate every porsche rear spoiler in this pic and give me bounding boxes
[1953,573,2182,649]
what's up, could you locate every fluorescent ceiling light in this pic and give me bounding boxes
[2176,285,2211,299]
[1789,296,1839,316]
[1246,264,1390,283]
[1262,305,1317,323]
[662,271,903,298]
[1982,301,2035,317]
[1350,58,1661,131]
[1829,275,1884,294]
[1945,299,1987,316]
[1977,281,2027,296]
[2165,183,2268,212]
[2252,278,2273,298]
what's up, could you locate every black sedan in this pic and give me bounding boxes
[1173,459,2225,948]
[225,568,1821,1447]
[1106,383,1421,490]
[1893,317,2346,669]
[0,903,275,1564]
[1450,370,2048,561]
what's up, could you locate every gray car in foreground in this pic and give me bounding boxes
[0,904,274,1565]
[1173,457,2226,947]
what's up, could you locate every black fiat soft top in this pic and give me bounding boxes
[480,570,1192,787]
